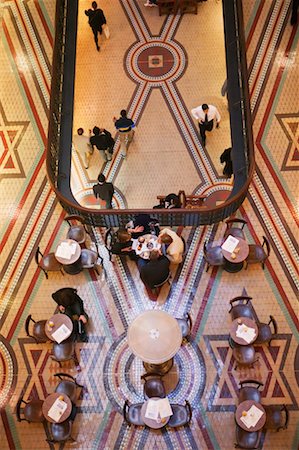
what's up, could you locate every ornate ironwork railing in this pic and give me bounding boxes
[46,0,254,227]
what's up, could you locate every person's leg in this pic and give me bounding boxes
[84,146,93,169]
[105,199,113,209]
[92,27,100,51]
[199,123,206,145]
[105,149,112,161]
[100,149,108,162]
[119,133,127,157]
[127,129,134,143]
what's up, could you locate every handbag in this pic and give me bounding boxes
[102,24,110,39]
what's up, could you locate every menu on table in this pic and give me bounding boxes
[145,398,173,420]
[51,324,72,343]
[47,398,67,422]
[240,404,264,428]
[221,235,239,253]
[55,241,77,260]
[236,323,256,343]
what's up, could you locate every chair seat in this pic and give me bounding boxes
[41,253,62,271]
[80,249,98,268]
[255,323,272,344]
[236,425,261,449]
[52,339,75,362]
[239,387,261,404]
[247,245,266,262]
[24,399,44,423]
[67,226,86,244]
[144,379,166,400]
[205,245,225,266]
[167,404,189,427]
[176,318,190,338]
[33,320,48,342]
[55,381,77,402]
[127,404,144,426]
[231,305,254,321]
[51,421,72,442]
[225,228,245,240]
[233,345,256,365]
[264,405,287,430]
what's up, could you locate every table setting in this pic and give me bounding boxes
[132,234,161,259]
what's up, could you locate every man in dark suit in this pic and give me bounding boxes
[93,173,114,209]
[139,250,170,290]
[85,1,107,51]
[90,126,114,163]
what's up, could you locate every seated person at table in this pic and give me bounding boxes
[158,228,184,265]
[111,229,137,260]
[127,214,160,238]
[52,288,89,342]
[138,250,170,290]
[153,193,181,209]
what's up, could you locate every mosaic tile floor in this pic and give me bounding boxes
[0,1,298,449]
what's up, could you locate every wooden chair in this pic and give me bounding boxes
[224,218,247,239]
[168,401,192,427]
[229,338,258,370]
[141,373,166,400]
[176,312,192,341]
[64,215,90,244]
[35,247,64,279]
[104,227,116,261]
[203,242,225,272]
[228,296,255,321]
[47,421,75,444]
[16,397,44,423]
[255,315,277,346]
[25,315,48,343]
[51,338,79,368]
[54,373,84,403]
[235,425,262,449]
[179,0,198,14]
[81,243,103,275]
[238,380,264,404]
[245,236,270,270]
[123,400,144,426]
[263,405,289,431]
[178,190,207,209]
[158,0,177,16]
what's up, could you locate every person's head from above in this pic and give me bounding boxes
[98,173,106,184]
[165,193,180,208]
[120,109,127,118]
[77,128,84,136]
[159,234,173,245]
[117,229,131,243]
[92,1,98,10]
[93,126,100,135]
[202,103,209,113]
[149,249,160,261]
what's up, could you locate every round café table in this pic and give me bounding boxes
[236,400,266,432]
[42,392,72,423]
[134,234,161,260]
[45,314,73,342]
[221,237,249,273]
[141,398,170,429]
[230,317,258,346]
[55,239,82,275]
[127,310,182,375]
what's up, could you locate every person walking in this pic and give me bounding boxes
[89,126,114,163]
[85,1,107,51]
[191,103,221,146]
[93,173,114,209]
[73,128,93,169]
[113,110,135,158]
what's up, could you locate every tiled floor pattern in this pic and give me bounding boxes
[0,1,298,450]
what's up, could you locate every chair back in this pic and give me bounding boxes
[123,400,144,426]
[226,218,247,229]
[16,398,26,422]
[49,421,73,443]
[239,380,264,404]
[168,401,192,427]
[141,373,166,399]
[104,228,117,260]
[35,247,63,279]
[176,312,192,339]
[268,315,278,334]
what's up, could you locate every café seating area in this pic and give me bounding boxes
[0,1,298,449]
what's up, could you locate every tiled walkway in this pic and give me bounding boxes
[0,1,298,449]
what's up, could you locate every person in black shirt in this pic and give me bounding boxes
[52,288,88,342]
[85,1,107,51]
[139,250,170,290]
[93,173,114,209]
[113,110,135,158]
[90,127,114,163]
[220,147,233,178]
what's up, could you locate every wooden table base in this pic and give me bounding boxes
[143,358,174,376]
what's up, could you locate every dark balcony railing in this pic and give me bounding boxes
[46,0,254,227]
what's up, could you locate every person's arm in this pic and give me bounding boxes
[100,10,107,25]
[214,107,221,125]
[191,107,200,121]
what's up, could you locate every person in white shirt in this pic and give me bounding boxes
[72,128,92,169]
[191,103,221,146]
[158,228,184,265]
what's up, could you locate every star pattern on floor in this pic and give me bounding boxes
[203,332,298,412]
[0,102,29,180]
[276,113,299,171]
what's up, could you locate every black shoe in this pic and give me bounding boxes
[96,45,100,51]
